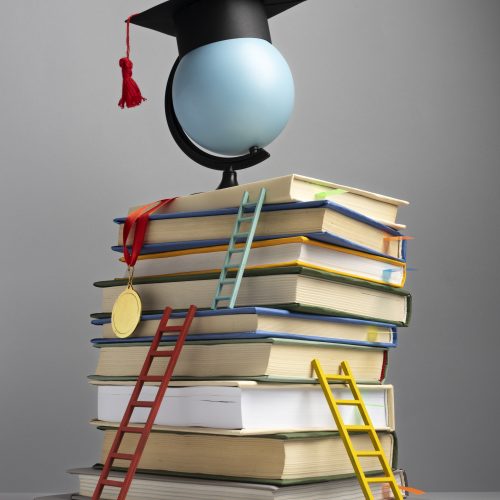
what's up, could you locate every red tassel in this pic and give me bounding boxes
[118,57,146,108]
[118,15,146,109]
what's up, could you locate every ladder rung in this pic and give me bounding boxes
[222,279,236,284]
[131,400,155,408]
[151,350,174,357]
[336,399,362,406]
[140,375,164,382]
[238,216,254,222]
[120,426,144,434]
[215,296,231,301]
[234,232,249,238]
[111,452,135,461]
[228,248,244,254]
[345,425,373,432]
[222,265,238,272]
[160,325,182,332]
[366,477,394,484]
[241,203,256,209]
[100,479,125,488]
[326,374,351,381]
[356,450,384,457]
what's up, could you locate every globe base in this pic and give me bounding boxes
[216,166,239,189]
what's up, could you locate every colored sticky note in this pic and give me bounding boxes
[314,188,348,200]
[382,268,395,283]
[367,326,379,342]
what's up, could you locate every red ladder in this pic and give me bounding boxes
[92,304,197,500]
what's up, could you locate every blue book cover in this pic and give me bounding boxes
[91,307,398,349]
[112,200,407,261]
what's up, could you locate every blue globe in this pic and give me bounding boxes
[172,37,295,156]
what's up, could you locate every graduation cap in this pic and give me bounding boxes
[119,0,308,188]
[130,0,307,58]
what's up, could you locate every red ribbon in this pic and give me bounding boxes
[122,198,176,268]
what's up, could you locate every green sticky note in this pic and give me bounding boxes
[314,188,348,200]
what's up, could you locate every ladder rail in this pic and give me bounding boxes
[339,361,397,485]
[312,359,373,500]
[121,305,197,499]
[222,192,248,275]
[211,188,266,309]
[227,188,266,308]
[92,304,197,500]
[312,359,403,500]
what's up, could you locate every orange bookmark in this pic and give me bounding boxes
[382,235,414,255]
[400,485,426,494]
[383,236,415,241]
[382,483,426,498]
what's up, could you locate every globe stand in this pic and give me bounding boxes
[217,166,238,189]
[165,58,270,190]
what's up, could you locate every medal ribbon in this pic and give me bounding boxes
[122,198,176,281]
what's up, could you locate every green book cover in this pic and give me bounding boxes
[89,337,389,384]
[92,427,398,486]
[93,265,411,326]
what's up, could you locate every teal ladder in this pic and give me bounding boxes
[211,188,266,309]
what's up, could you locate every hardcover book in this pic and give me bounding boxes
[69,466,408,499]
[126,236,407,287]
[97,428,397,484]
[114,201,408,260]
[94,266,412,326]
[95,382,395,432]
[90,338,388,383]
[92,307,398,348]
[127,174,409,228]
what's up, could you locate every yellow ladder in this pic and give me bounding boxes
[312,359,403,500]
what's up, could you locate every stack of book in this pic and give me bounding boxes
[73,174,412,499]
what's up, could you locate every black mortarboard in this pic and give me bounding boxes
[131,0,307,58]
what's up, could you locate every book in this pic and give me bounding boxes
[114,201,408,260]
[94,267,411,326]
[127,174,409,228]
[69,466,408,499]
[95,382,394,432]
[90,338,388,383]
[92,307,397,348]
[96,427,397,483]
[126,236,407,287]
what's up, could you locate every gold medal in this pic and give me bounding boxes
[112,198,175,338]
[111,267,142,338]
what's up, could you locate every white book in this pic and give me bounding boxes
[95,382,394,433]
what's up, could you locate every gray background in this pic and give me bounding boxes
[1,0,499,494]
